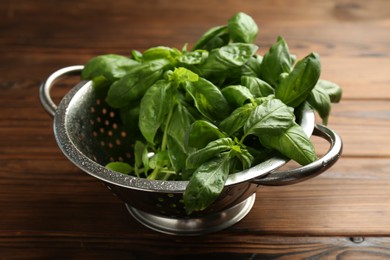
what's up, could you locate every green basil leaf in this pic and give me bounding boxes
[167,135,187,173]
[307,85,331,125]
[217,43,259,66]
[185,77,230,122]
[106,61,165,108]
[228,12,258,43]
[221,85,253,107]
[131,50,142,61]
[134,141,145,169]
[275,52,321,108]
[259,123,318,165]
[178,50,209,65]
[230,145,253,170]
[193,25,229,51]
[138,80,174,144]
[243,98,295,137]
[219,102,256,136]
[241,76,274,98]
[168,67,199,86]
[186,138,234,170]
[259,36,293,87]
[183,156,230,214]
[241,55,263,77]
[316,79,342,103]
[167,103,195,152]
[199,43,258,76]
[149,150,170,170]
[142,144,150,174]
[119,101,140,129]
[186,120,226,149]
[142,46,181,64]
[105,162,133,175]
[81,54,139,82]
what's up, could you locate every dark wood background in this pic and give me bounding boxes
[1,0,390,259]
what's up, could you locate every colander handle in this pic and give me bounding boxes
[251,124,342,186]
[39,65,84,116]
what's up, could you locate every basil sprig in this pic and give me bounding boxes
[82,12,342,214]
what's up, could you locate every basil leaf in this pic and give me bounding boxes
[241,76,274,98]
[139,80,174,144]
[228,12,258,43]
[185,77,230,122]
[193,25,229,51]
[307,85,331,125]
[81,54,139,83]
[105,162,133,175]
[219,103,256,136]
[134,141,145,169]
[167,135,187,173]
[241,55,263,77]
[217,43,259,66]
[230,145,253,170]
[106,61,166,108]
[275,52,321,108]
[183,156,230,214]
[316,79,342,103]
[259,36,293,87]
[221,85,253,107]
[142,46,181,64]
[149,150,170,170]
[199,43,258,76]
[244,98,295,137]
[186,120,225,149]
[131,50,142,61]
[186,138,234,170]
[259,123,318,165]
[178,50,209,65]
[119,101,140,129]
[167,103,195,152]
[168,67,199,86]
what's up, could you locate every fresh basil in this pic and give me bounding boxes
[259,122,318,166]
[80,12,341,214]
[221,85,254,108]
[183,156,230,214]
[227,12,258,43]
[81,54,139,86]
[185,77,231,122]
[241,75,274,98]
[186,120,226,149]
[138,80,174,144]
[219,102,255,136]
[243,98,295,138]
[275,52,321,108]
[259,36,294,87]
[192,25,229,51]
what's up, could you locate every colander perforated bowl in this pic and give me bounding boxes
[40,66,342,235]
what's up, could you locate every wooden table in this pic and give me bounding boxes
[1,0,390,258]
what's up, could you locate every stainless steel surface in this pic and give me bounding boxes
[125,193,256,236]
[40,66,343,235]
[39,65,84,116]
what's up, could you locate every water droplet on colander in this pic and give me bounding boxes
[322,160,328,167]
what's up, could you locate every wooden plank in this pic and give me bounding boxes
[1,1,390,100]
[1,158,389,236]
[0,235,389,259]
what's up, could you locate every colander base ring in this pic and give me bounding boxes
[125,193,256,236]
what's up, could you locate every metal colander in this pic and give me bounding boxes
[40,66,342,235]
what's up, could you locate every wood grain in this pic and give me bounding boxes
[1,0,390,258]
